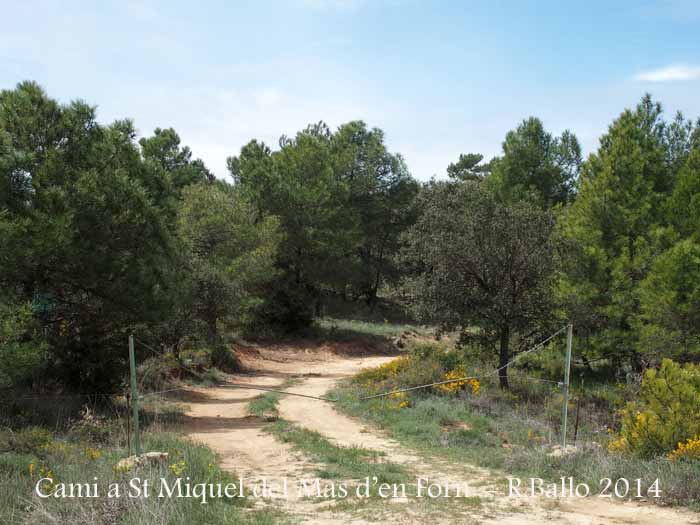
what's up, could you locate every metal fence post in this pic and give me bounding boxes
[129,334,141,456]
[561,324,573,447]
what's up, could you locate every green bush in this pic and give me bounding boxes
[399,358,444,389]
[137,355,180,393]
[352,356,412,387]
[408,341,466,371]
[353,341,473,396]
[209,343,241,373]
[516,342,565,378]
[0,426,53,455]
[0,300,47,389]
[638,238,700,364]
[68,406,112,444]
[245,275,314,335]
[542,392,575,426]
[616,359,700,458]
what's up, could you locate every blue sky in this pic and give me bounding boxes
[2,0,699,180]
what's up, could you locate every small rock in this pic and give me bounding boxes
[547,444,578,457]
[115,452,169,472]
[142,452,169,464]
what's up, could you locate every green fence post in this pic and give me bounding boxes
[561,324,573,447]
[129,334,141,456]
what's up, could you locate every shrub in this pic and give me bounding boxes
[209,343,241,373]
[516,342,565,378]
[353,356,412,387]
[616,359,700,458]
[354,341,484,402]
[1,426,53,455]
[398,357,443,390]
[0,300,47,389]
[69,406,111,444]
[543,392,575,426]
[408,341,463,371]
[668,436,700,462]
[434,365,480,395]
[246,275,314,335]
[137,354,180,393]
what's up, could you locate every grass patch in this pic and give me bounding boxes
[333,375,700,510]
[0,427,291,524]
[333,389,510,470]
[314,317,430,341]
[247,378,299,421]
[248,391,282,420]
[269,420,407,490]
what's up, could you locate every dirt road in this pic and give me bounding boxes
[181,341,699,524]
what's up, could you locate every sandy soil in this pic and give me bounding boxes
[181,340,700,525]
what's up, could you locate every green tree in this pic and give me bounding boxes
[230,121,418,326]
[488,117,581,206]
[229,124,349,328]
[635,127,700,366]
[404,181,558,388]
[446,153,490,181]
[0,298,46,388]
[637,239,700,363]
[0,81,174,388]
[667,145,700,237]
[558,96,678,372]
[177,182,280,343]
[139,127,213,191]
[330,121,419,306]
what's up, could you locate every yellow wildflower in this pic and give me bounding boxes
[607,435,629,454]
[169,460,186,476]
[668,436,700,462]
[435,366,479,395]
[85,448,101,461]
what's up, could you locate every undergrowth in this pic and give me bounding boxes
[269,420,408,493]
[333,344,700,510]
[0,427,289,524]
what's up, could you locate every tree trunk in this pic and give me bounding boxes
[580,354,593,374]
[498,325,510,389]
[367,245,385,313]
[629,350,645,374]
[366,288,378,312]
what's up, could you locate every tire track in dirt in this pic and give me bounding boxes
[181,347,397,524]
[182,344,699,525]
[277,359,500,495]
[182,375,315,486]
[277,367,700,524]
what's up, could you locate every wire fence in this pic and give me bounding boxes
[3,324,574,451]
[132,336,336,402]
[360,324,569,400]
[2,325,570,404]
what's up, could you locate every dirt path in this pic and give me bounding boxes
[182,375,314,485]
[181,342,699,525]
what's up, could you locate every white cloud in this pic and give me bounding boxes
[635,64,700,82]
